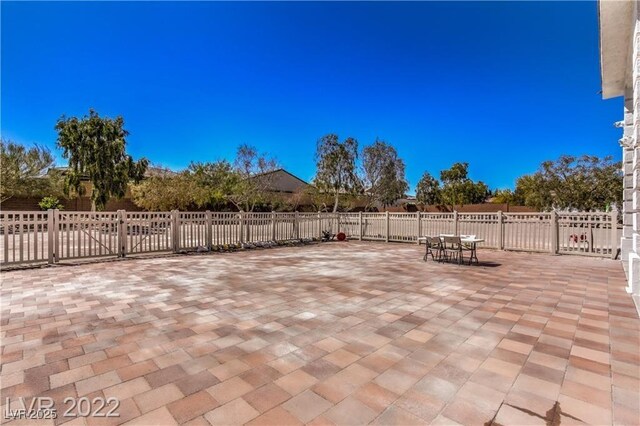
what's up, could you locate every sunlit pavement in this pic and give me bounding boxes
[1,242,638,425]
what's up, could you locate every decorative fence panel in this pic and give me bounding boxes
[389,213,418,242]
[177,212,208,250]
[361,213,387,241]
[55,211,119,260]
[0,209,621,267]
[213,212,241,246]
[503,213,551,252]
[297,213,319,240]
[338,213,360,240]
[558,212,617,257]
[124,212,173,255]
[457,213,500,249]
[273,213,295,241]
[1,211,50,265]
[420,213,455,238]
[244,212,272,243]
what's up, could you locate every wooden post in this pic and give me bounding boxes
[416,211,421,244]
[385,211,390,243]
[610,207,618,259]
[171,210,180,252]
[359,211,363,241]
[239,211,245,244]
[453,210,459,235]
[497,210,504,250]
[337,213,341,234]
[205,210,212,249]
[272,211,277,241]
[117,210,126,257]
[47,209,55,264]
[317,211,322,240]
[294,211,300,240]
[550,210,558,255]
[53,209,60,262]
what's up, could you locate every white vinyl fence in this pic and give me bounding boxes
[0,209,620,267]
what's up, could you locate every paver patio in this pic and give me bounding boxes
[1,242,638,425]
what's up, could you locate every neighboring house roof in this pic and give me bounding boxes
[250,168,310,193]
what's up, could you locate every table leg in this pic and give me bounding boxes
[469,243,479,265]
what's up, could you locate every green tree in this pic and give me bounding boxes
[515,155,622,211]
[228,144,279,212]
[362,139,409,208]
[491,188,524,205]
[55,109,148,210]
[130,168,196,211]
[188,161,236,210]
[439,162,489,208]
[314,134,361,212]
[415,172,442,206]
[0,139,63,203]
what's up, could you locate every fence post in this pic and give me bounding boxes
[171,210,180,252]
[550,210,558,255]
[610,207,618,259]
[47,209,55,264]
[317,211,322,240]
[294,211,300,240]
[359,211,363,241]
[117,210,126,257]
[205,210,212,249]
[497,210,504,250]
[416,211,421,244]
[453,210,459,235]
[53,209,60,262]
[238,211,245,244]
[385,211,390,243]
[337,213,341,234]
[272,211,277,241]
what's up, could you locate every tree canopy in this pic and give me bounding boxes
[130,146,280,212]
[130,168,197,211]
[362,139,409,208]
[502,155,622,211]
[415,172,441,206]
[55,109,148,210]
[228,144,279,212]
[438,163,489,208]
[313,134,361,212]
[0,139,63,203]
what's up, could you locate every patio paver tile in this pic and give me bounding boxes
[1,243,636,425]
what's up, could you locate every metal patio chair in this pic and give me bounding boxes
[423,236,444,262]
[442,235,464,265]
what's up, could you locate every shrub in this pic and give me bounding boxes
[38,196,64,211]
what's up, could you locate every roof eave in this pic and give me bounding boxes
[598,0,634,99]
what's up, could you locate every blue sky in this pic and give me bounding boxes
[2,1,622,193]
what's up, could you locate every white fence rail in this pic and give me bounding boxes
[0,209,621,267]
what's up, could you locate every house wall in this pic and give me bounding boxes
[622,7,640,303]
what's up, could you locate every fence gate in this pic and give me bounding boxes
[54,211,120,261]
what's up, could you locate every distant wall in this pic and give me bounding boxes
[0,196,142,212]
[384,203,536,213]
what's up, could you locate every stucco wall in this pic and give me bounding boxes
[624,8,640,302]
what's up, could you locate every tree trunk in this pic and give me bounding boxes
[333,194,339,213]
